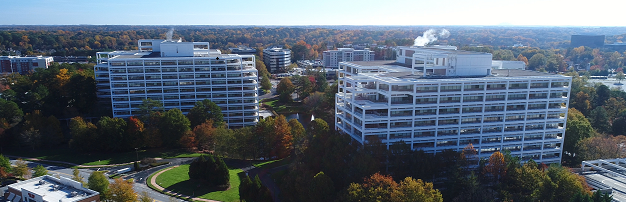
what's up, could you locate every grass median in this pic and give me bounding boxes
[154,164,243,202]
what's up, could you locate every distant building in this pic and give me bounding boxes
[229,46,257,55]
[323,48,374,68]
[52,56,90,64]
[492,60,526,70]
[3,175,100,202]
[263,47,291,73]
[571,35,605,48]
[0,56,53,74]
[95,39,259,127]
[605,43,626,52]
[336,47,571,164]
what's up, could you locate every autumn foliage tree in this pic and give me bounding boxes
[484,151,507,182]
[108,178,137,202]
[346,173,443,202]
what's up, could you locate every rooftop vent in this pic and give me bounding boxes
[39,180,46,185]
[71,191,78,197]
[53,184,60,191]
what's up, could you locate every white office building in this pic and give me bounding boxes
[323,48,374,68]
[263,47,291,73]
[3,175,100,202]
[0,56,54,74]
[335,48,571,164]
[95,39,259,127]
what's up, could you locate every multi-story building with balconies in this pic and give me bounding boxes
[95,39,259,128]
[263,47,291,73]
[323,48,374,68]
[335,48,571,164]
[0,56,53,74]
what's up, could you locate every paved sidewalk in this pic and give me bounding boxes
[149,165,220,202]
[5,155,165,168]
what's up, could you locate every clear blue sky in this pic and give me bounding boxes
[0,0,622,26]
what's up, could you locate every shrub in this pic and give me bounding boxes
[140,158,157,165]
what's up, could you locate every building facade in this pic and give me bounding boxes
[229,46,257,55]
[3,175,100,202]
[95,39,259,128]
[262,47,291,73]
[323,48,375,68]
[0,56,53,74]
[335,49,571,164]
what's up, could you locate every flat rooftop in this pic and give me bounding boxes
[342,60,564,81]
[106,51,242,59]
[7,175,98,202]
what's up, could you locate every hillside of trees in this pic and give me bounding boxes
[3,25,626,58]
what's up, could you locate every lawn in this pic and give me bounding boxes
[3,148,203,166]
[155,164,243,202]
[262,98,304,114]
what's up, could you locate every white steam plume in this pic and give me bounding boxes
[413,29,450,46]
[166,28,174,41]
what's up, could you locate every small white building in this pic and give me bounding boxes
[3,175,100,202]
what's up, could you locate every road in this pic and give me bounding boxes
[7,159,184,202]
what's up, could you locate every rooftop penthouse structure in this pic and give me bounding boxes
[3,175,100,202]
[336,49,571,164]
[95,39,259,127]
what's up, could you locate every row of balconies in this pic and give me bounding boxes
[346,81,569,93]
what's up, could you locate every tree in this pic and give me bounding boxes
[159,108,191,148]
[33,165,47,177]
[108,178,137,202]
[296,76,313,99]
[69,116,98,152]
[126,116,145,149]
[88,171,109,200]
[261,74,272,91]
[289,119,306,155]
[97,116,127,152]
[13,159,30,179]
[528,53,547,70]
[0,98,23,127]
[187,99,224,128]
[596,84,611,107]
[272,115,292,159]
[72,168,85,186]
[603,97,626,122]
[277,77,295,94]
[303,92,325,116]
[588,107,611,133]
[565,108,595,157]
[577,135,626,160]
[0,154,11,173]
[309,172,335,202]
[139,191,153,202]
[617,72,625,84]
[484,151,507,182]
[193,120,217,151]
[517,54,529,66]
[391,177,443,202]
[137,98,164,123]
